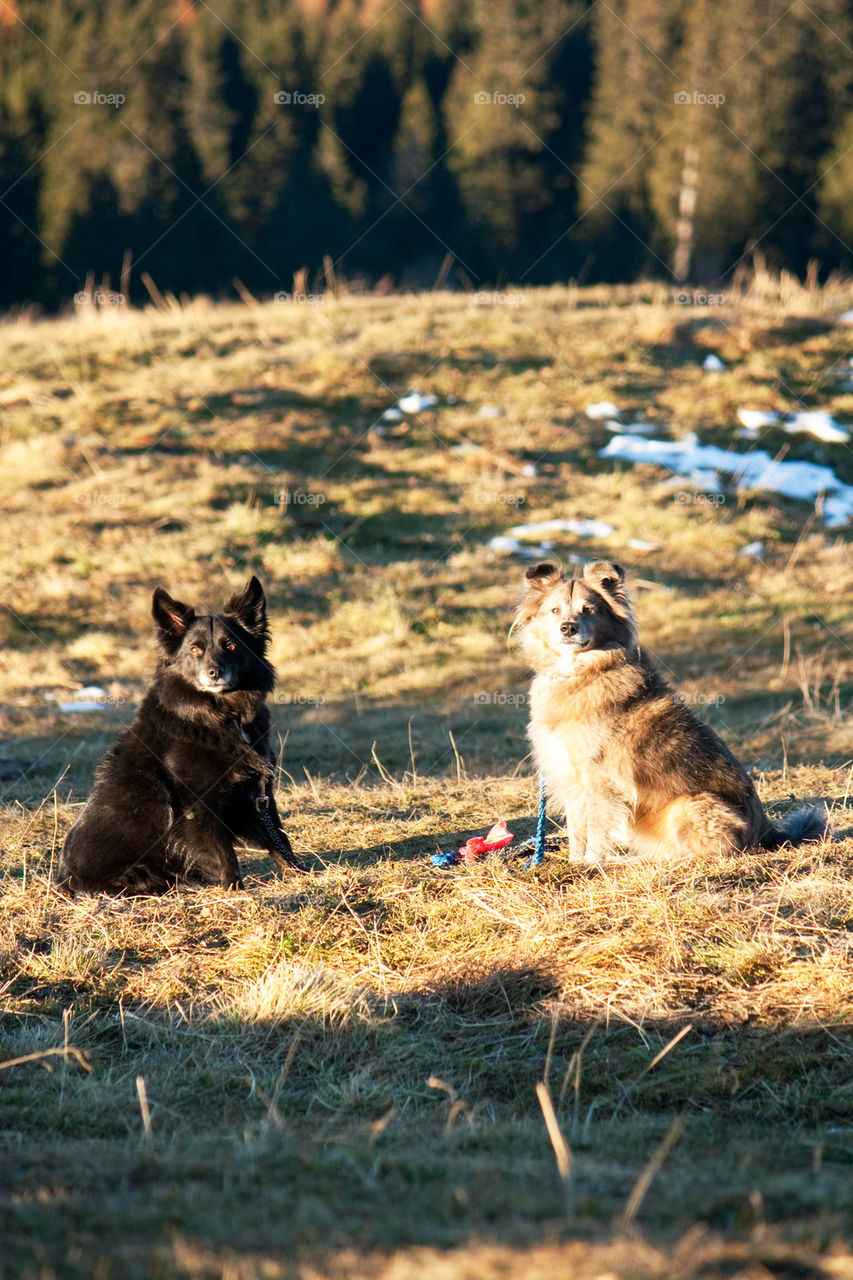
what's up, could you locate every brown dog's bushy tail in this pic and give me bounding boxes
[760,803,827,850]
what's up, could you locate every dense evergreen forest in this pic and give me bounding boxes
[0,0,851,308]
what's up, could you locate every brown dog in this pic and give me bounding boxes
[514,560,825,861]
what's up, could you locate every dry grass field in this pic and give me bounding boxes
[1,278,852,1279]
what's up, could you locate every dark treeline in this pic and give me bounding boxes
[1,0,852,309]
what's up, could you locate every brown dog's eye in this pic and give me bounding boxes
[551,606,560,614]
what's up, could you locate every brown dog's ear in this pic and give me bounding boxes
[524,562,562,591]
[152,588,195,651]
[512,562,563,643]
[583,561,626,594]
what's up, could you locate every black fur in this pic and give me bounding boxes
[760,804,827,850]
[57,577,301,894]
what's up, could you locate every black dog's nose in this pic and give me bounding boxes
[207,665,221,680]
[560,621,577,637]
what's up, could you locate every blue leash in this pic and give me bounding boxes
[532,773,548,866]
[518,773,547,869]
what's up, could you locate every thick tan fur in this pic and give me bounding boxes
[514,560,825,861]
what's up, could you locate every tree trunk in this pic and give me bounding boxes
[673,141,699,282]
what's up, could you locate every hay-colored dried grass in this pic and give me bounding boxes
[1,283,852,1280]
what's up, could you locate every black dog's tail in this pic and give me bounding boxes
[760,803,827,850]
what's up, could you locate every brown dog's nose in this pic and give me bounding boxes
[560,621,577,637]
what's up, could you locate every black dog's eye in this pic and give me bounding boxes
[224,641,236,653]
[190,644,203,656]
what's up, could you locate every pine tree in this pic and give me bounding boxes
[0,13,45,304]
[818,110,853,248]
[441,0,587,279]
[577,0,678,278]
[0,0,852,307]
[645,0,853,281]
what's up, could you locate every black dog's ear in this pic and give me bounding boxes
[524,562,562,591]
[583,561,626,594]
[152,588,195,650]
[224,576,268,638]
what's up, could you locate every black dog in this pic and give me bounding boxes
[58,577,301,893]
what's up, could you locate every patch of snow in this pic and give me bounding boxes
[781,410,849,444]
[478,404,503,418]
[737,408,779,430]
[586,401,621,420]
[381,407,403,422]
[687,469,723,492]
[56,686,112,713]
[397,391,438,413]
[737,406,849,444]
[627,538,659,551]
[509,518,615,540]
[703,354,726,371]
[738,541,764,559]
[487,535,550,559]
[823,490,853,528]
[599,432,853,527]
